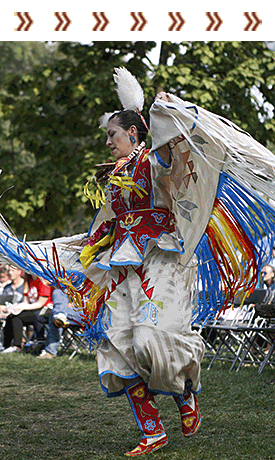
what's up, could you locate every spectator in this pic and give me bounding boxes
[0,266,24,319]
[260,264,275,291]
[0,265,10,294]
[1,274,52,353]
[254,264,275,354]
[269,246,275,269]
[38,288,82,359]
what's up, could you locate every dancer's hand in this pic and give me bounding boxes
[155,92,169,102]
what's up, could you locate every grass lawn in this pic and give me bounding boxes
[0,353,274,460]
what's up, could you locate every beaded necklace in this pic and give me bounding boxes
[94,141,146,183]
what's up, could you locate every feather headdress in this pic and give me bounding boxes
[113,67,144,113]
[99,67,145,128]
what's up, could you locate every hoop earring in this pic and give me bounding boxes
[130,135,136,144]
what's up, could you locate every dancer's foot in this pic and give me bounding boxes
[124,380,167,456]
[125,434,168,457]
[173,387,201,437]
[179,393,201,437]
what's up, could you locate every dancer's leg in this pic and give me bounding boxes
[124,379,168,457]
[173,380,201,437]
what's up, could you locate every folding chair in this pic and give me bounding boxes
[202,288,270,371]
[233,302,275,373]
[192,293,223,364]
[258,338,275,373]
[201,321,220,362]
[205,303,257,370]
[58,319,92,360]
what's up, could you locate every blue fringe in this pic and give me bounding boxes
[0,232,87,290]
[79,304,109,349]
[2,171,275,333]
[0,230,108,345]
[193,172,275,326]
[0,233,53,281]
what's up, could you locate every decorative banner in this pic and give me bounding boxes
[168,12,185,32]
[14,12,34,31]
[92,12,110,31]
[130,12,148,31]
[205,12,223,31]
[1,3,274,40]
[243,12,262,31]
[54,12,72,31]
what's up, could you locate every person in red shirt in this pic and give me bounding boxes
[1,274,52,353]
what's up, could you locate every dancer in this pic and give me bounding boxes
[0,68,275,456]
[84,90,205,456]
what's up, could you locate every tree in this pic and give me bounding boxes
[0,41,274,239]
[0,41,156,238]
[154,41,275,145]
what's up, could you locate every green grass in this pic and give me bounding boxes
[0,353,274,460]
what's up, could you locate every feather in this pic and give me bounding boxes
[113,67,144,112]
[99,112,118,129]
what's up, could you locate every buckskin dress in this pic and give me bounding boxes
[92,147,205,397]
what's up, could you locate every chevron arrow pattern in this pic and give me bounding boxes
[205,12,223,31]
[54,12,72,31]
[168,12,185,31]
[14,12,34,31]
[11,11,267,34]
[243,12,262,31]
[130,12,148,31]
[92,12,110,31]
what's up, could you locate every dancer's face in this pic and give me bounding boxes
[106,117,137,160]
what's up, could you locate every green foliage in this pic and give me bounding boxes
[0,41,274,239]
[154,41,275,144]
[0,41,155,238]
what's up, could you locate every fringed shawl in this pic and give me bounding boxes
[1,93,275,343]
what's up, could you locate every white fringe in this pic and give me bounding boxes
[150,93,275,208]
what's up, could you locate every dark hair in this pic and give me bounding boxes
[109,110,148,143]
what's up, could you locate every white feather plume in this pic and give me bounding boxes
[113,67,144,112]
[99,112,119,129]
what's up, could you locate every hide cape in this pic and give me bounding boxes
[0,93,275,342]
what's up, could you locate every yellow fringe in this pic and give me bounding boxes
[84,285,107,324]
[84,181,107,211]
[210,211,242,276]
[207,203,256,309]
[84,174,148,211]
[79,229,116,270]
[109,175,148,199]
[57,274,107,324]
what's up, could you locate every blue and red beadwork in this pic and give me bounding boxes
[110,150,176,258]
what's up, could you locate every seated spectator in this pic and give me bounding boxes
[268,245,275,269]
[0,266,24,320]
[1,274,52,353]
[260,264,275,292]
[0,265,10,294]
[252,264,275,355]
[38,288,82,359]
